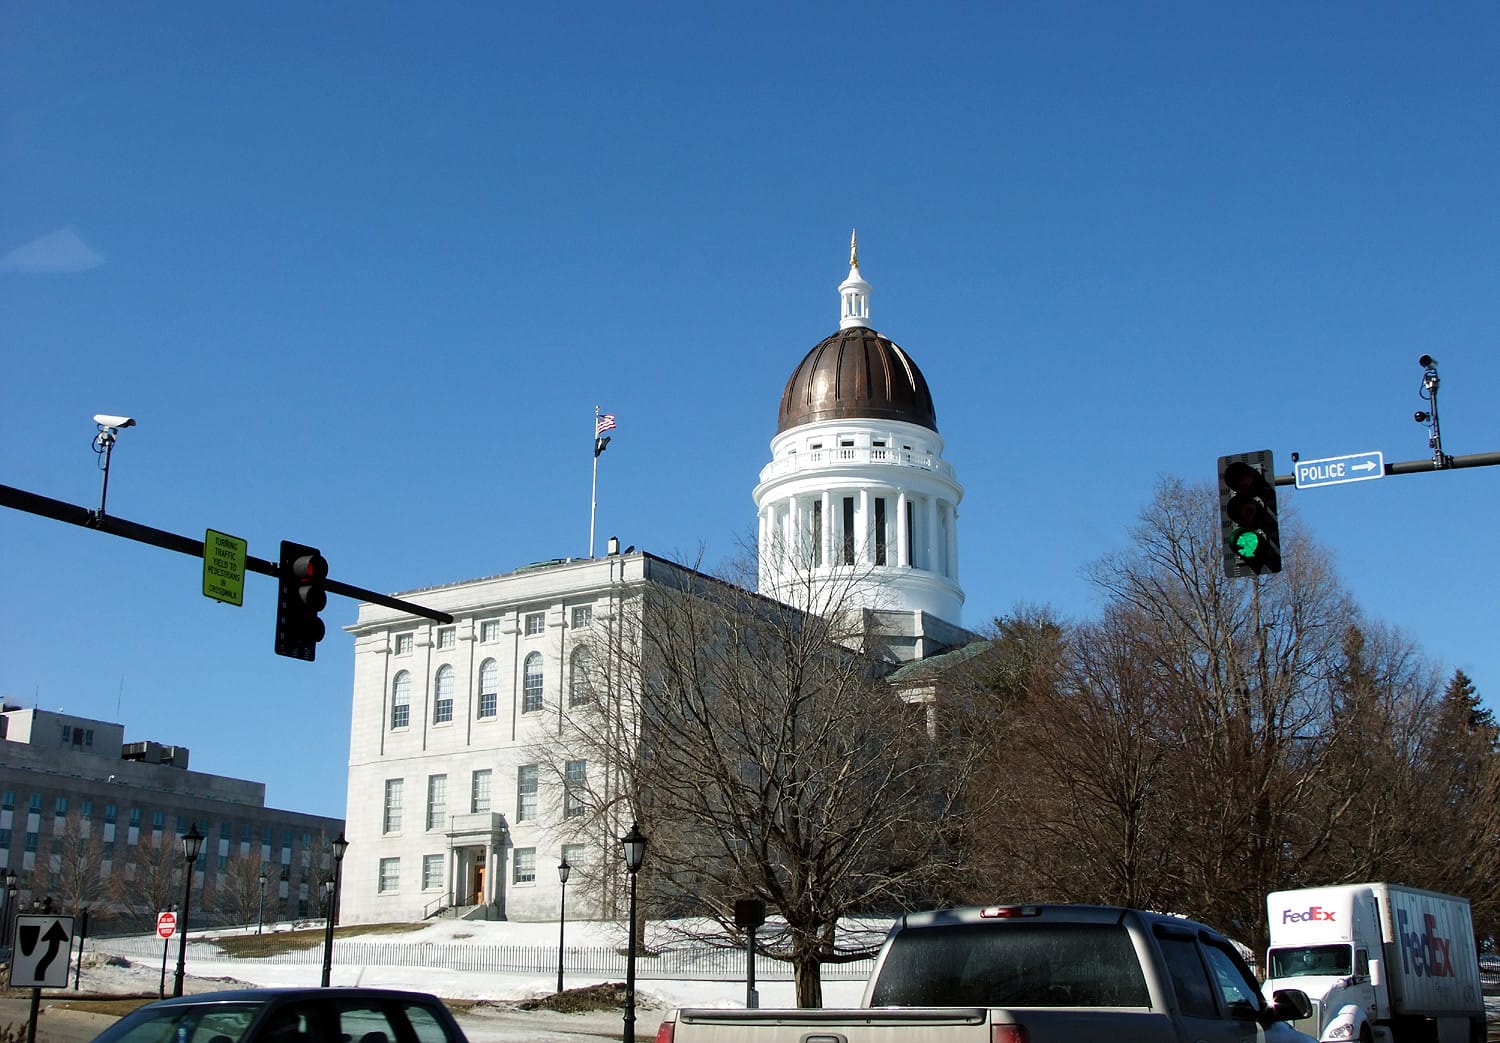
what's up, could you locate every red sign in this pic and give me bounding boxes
[156,911,177,939]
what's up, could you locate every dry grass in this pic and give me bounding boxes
[213,922,426,958]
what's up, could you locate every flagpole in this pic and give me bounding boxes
[589,406,600,559]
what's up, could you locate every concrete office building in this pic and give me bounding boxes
[0,705,345,928]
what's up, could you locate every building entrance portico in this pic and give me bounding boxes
[446,813,508,918]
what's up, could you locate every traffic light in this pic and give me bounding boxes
[1217,451,1282,578]
[275,540,328,660]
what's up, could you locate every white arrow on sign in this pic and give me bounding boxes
[7,914,75,988]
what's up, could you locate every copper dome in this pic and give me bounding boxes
[777,326,938,434]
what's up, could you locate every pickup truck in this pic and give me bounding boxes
[655,904,1316,1043]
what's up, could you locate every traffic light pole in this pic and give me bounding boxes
[1275,450,1500,487]
[0,483,453,623]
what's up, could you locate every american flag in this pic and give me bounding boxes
[595,413,617,436]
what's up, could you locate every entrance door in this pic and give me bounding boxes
[472,860,486,906]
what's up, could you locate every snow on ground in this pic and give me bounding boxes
[79,917,869,1042]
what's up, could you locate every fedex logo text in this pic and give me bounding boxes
[1281,906,1336,924]
[1397,909,1455,978]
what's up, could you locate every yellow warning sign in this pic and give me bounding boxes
[203,529,247,606]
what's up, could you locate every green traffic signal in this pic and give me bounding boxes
[1217,451,1282,578]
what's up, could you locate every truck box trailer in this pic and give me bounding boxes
[1264,883,1485,1043]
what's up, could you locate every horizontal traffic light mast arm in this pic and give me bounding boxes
[0,483,453,624]
[1276,450,1500,486]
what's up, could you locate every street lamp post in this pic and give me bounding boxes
[257,868,268,935]
[73,905,90,990]
[620,822,648,1043]
[172,823,205,997]
[556,857,571,994]
[0,870,17,949]
[320,831,349,987]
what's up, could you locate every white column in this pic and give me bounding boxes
[821,491,832,567]
[926,496,939,573]
[896,491,909,568]
[859,489,871,564]
[947,503,959,583]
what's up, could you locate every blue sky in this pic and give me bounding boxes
[4,4,1498,820]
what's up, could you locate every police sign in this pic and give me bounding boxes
[1294,451,1385,490]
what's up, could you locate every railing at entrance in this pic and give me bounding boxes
[422,892,455,920]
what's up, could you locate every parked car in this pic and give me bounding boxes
[89,987,469,1043]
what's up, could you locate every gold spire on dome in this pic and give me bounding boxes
[849,229,859,269]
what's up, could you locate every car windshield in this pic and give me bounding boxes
[91,1001,262,1043]
[1268,945,1353,978]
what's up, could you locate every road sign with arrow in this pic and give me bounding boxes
[8,914,75,988]
[1294,450,1385,490]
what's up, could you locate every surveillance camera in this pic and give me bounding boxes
[1418,354,1436,369]
[94,414,137,429]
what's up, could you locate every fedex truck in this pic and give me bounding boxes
[1264,884,1485,1043]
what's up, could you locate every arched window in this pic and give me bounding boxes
[569,647,594,707]
[522,652,543,713]
[477,658,498,720]
[433,665,454,724]
[390,671,411,729]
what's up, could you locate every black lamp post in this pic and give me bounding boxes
[172,822,204,997]
[74,904,90,990]
[620,822,648,1042]
[320,831,349,987]
[556,857,571,994]
[1,870,16,948]
[257,868,268,935]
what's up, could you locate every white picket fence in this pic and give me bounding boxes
[96,935,875,981]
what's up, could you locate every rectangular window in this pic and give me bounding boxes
[471,770,492,814]
[383,779,403,834]
[61,725,71,742]
[422,854,444,891]
[80,800,92,819]
[842,496,856,564]
[426,775,447,831]
[570,606,592,628]
[0,791,12,810]
[29,794,42,811]
[0,828,9,846]
[561,843,585,869]
[513,847,535,884]
[84,729,93,746]
[152,810,166,830]
[525,612,545,636]
[479,620,500,643]
[478,691,497,719]
[105,803,117,823]
[24,832,38,852]
[517,765,538,821]
[395,633,414,656]
[55,797,67,816]
[129,807,141,827]
[378,857,400,893]
[433,691,453,724]
[564,759,587,818]
[436,626,455,650]
[874,496,888,565]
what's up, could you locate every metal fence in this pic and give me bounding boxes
[96,935,875,982]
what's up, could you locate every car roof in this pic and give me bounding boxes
[894,904,1226,938]
[139,987,445,1007]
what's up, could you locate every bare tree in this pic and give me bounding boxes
[547,551,992,1006]
[44,812,107,915]
[109,830,184,930]
[219,851,273,927]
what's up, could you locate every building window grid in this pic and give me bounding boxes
[564,759,587,818]
[513,847,536,884]
[522,653,544,713]
[471,770,492,814]
[433,665,454,724]
[422,853,444,890]
[391,672,412,730]
[395,633,413,656]
[477,659,498,719]
[517,766,538,822]
[436,627,455,650]
[378,857,400,893]
[383,779,403,834]
[426,775,446,832]
[479,620,500,643]
[570,606,592,628]
[524,612,545,636]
